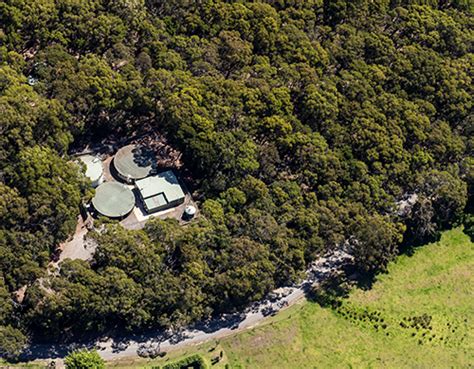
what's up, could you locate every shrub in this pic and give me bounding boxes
[0,326,28,361]
[162,354,208,369]
[64,349,105,369]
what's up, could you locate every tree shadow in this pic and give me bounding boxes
[398,230,441,257]
[19,342,97,362]
[190,312,246,333]
[346,229,444,293]
[306,272,351,308]
[131,145,158,171]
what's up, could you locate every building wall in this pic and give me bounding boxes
[91,174,104,188]
[112,157,135,184]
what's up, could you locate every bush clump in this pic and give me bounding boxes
[64,349,105,369]
[162,354,208,369]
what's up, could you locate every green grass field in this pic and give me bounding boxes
[221,228,473,369]
[110,228,473,369]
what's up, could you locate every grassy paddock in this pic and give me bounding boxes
[92,228,474,368]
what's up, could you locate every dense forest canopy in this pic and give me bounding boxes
[0,0,472,355]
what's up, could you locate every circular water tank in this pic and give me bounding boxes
[113,144,157,182]
[184,205,197,219]
[92,182,135,218]
[78,155,104,188]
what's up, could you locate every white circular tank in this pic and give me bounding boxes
[184,205,197,219]
[79,155,104,188]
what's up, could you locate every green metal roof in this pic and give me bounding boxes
[92,182,135,218]
[143,193,168,211]
[113,144,157,180]
[135,171,185,203]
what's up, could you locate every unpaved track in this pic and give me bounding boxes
[97,286,306,361]
[22,250,352,362]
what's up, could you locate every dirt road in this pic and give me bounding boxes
[22,250,352,363]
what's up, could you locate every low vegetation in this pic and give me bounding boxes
[160,354,208,369]
[64,350,105,369]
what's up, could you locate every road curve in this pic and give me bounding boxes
[22,250,352,363]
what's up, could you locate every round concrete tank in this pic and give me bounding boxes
[92,182,135,218]
[78,155,104,188]
[113,144,157,183]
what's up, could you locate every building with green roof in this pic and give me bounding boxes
[135,170,185,213]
